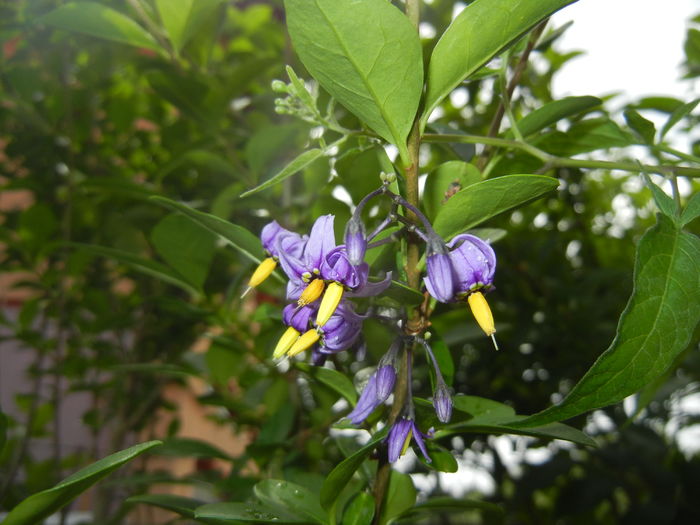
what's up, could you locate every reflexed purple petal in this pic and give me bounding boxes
[320,301,364,352]
[375,365,396,401]
[433,384,452,423]
[347,270,391,298]
[286,279,305,301]
[347,374,381,424]
[278,249,307,282]
[411,422,431,462]
[387,418,412,462]
[304,215,336,270]
[311,347,327,366]
[261,221,284,254]
[425,252,455,302]
[283,304,315,332]
[321,246,368,289]
[344,218,367,265]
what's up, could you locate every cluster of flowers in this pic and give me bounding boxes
[244,182,497,462]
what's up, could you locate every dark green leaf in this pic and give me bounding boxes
[320,428,387,510]
[296,363,358,405]
[378,471,415,525]
[399,497,503,521]
[240,148,326,198]
[284,0,423,160]
[127,494,204,519]
[75,244,200,297]
[660,98,699,138]
[154,437,232,460]
[155,0,223,52]
[643,175,679,220]
[433,175,559,240]
[537,118,634,156]
[422,0,576,127]
[195,502,308,524]
[421,443,458,473]
[342,492,374,525]
[512,215,700,428]
[423,161,482,220]
[254,480,328,525]
[681,191,700,226]
[149,196,272,273]
[151,213,217,290]
[2,441,161,525]
[38,2,161,52]
[624,109,656,144]
[515,96,602,137]
[384,280,425,305]
[452,395,516,420]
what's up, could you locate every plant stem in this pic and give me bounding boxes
[423,133,700,178]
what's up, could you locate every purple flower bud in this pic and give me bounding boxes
[424,250,455,303]
[375,365,396,401]
[387,418,431,463]
[347,373,381,425]
[433,383,452,423]
[344,218,367,266]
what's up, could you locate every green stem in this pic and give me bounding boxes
[424,133,700,178]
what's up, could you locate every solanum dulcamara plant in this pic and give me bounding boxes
[245,178,497,462]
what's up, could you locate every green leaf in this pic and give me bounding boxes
[420,443,458,473]
[681,191,700,226]
[284,0,423,161]
[149,196,272,273]
[433,175,559,240]
[423,161,482,220]
[378,471,415,525]
[342,492,375,525]
[127,494,204,520]
[151,213,216,290]
[75,244,200,297]
[643,175,679,220]
[240,148,326,198]
[660,98,699,138]
[422,0,576,127]
[452,395,516,420]
[154,437,232,460]
[398,497,503,521]
[537,118,634,156]
[296,363,358,405]
[2,441,161,525]
[155,0,223,52]
[515,96,602,137]
[624,109,656,144]
[320,428,387,510]
[254,480,328,525]
[385,280,425,305]
[512,215,700,428]
[195,502,308,524]
[38,2,161,52]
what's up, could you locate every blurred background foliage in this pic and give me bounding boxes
[0,0,699,523]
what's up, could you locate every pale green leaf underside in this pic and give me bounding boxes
[514,216,700,427]
[38,2,161,52]
[423,0,576,128]
[284,0,422,159]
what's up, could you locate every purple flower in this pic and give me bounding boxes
[433,383,452,423]
[282,303,315,333]
[277,215,336,283]
[387,418,431,463]
[261,220,306,260]
[318,301,364,353]
[321,246,369,289]
[346,365,395,425]
[424,234,496,302]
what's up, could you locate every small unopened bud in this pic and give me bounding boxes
[375,365,396,401]
[425,239,455,303]
[344,218,367,266]
[433,383,453,423]
[271,80,288,92]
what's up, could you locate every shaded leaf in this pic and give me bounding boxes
[154,437,232,460]
[38,2,161,52]
[681,191,700,226]
[433,175,559,240]
[240,148,326,198]
[399,497,503,521]
[624,108,656,144]
[296,363,358,405]
[155,0,223,52]
[643,175,679,221]
[422,0,576,127]
[537,118,634,156]
[284,0,422,160]
[2,441,161,525]
[423,161,481,220]
[378,471,415,525]
[342,492,374,525]
[254,480,328,524]
[660,98,699,138]
[127,494,204,520]
[515,95,602,137]
[195,502,308,524]
[513,215,700,427]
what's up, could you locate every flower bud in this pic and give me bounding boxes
[375,365,396,401]
[424,239,455,303]
[433,383,453,423]
[344,218,367,266]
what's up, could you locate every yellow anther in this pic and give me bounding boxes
[273,326,300,359]
[287,329,320,357]
[467,291,498,350]
[297,278,325,307]
[315,281,344,327]
[401,428,414,456]
[247,257,277,290]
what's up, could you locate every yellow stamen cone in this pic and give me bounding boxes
[401,429,414,456]
[273,326,300,359]
[315,281,344,327]
[247,257,277,291]
[287,329,320,357]
[467,291,498,349]
[298,278,325,307]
